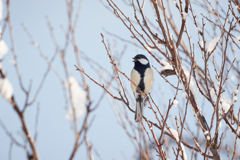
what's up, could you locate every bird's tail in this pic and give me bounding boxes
[135,94,144,122]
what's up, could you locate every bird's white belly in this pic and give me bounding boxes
[130,68,153,94]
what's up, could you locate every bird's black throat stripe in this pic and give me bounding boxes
[134,63,150,94]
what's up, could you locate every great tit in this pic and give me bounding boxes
[130,54,154,122]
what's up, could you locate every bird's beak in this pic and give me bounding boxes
[132,58,137,62]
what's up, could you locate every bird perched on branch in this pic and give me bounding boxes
[130,54,154,122]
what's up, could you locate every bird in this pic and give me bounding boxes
[130,54,154,122]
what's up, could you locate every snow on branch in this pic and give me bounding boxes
[65,77,86,120]
[199,37,220,53]
[159,59,173,73]
[168,128,187,160]
[0,78,13,100]
[0,40,8,60]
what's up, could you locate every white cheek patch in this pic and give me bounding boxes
[138,58,148,65]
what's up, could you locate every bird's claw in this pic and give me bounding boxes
[145,96,149,102]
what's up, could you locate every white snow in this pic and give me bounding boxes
[173,99,179,107]
[213,79,220,86]
[233,87,238,103]
[207,37,220,52]
[0,40,8,60]
[65,77,86,120]
[230,75,235,82]
[169,128,179,140]
[234,88,239,94]
[199,41,204,48]
[145,42,153,51]
[182,66,199,98]
[210,86,236,115]
[206,136,211,140]
[196,27,201,33]
[233,95,238,102]
[219,95,231,115]
[235,36,240,41]
[203,131,209,135]
[219,121,222,128]
[209,87,217,102]
[199,37,220,53]
[181,12,188,20]
[194,108,201,117]
[0,78,13,100]
[145,44,151,52]
[159,59,173,73]
[169,128,187,160]
[208,7,215,15]
[203,131,210,140]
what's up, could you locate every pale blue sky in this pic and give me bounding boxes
[0,0,148,159]
[0,0,238,160]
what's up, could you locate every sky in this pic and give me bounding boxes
[0,0,239,160]
[0,0,150,159]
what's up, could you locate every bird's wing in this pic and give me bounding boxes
[143,67,154,94]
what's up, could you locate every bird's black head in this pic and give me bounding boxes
[133,54,150,67]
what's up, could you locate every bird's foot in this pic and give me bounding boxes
[145,96,149,102]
